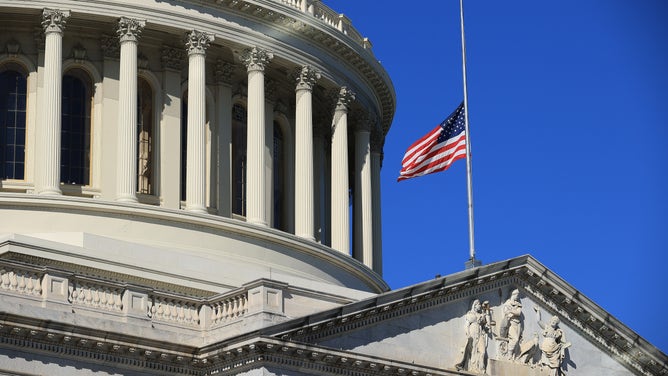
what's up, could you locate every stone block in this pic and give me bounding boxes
[41,274,69,304]
[122,290,149,319]
[247,285,284,316]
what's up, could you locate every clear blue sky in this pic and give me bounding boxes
[333,0,668,354]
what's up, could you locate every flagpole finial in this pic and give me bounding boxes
[464,257,481,270]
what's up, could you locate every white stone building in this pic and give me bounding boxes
[0,1,665,375]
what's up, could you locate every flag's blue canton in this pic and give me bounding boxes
[438,104,466,143]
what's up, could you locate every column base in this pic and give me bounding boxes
[37,187,62,196]
[296,234,316,242]
[185,205,208,214]
[246,217,267,227]
[115,195,138,203]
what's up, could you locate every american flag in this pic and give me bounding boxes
[397,102,467,181]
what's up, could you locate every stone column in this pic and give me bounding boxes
[353,114,374,269]
[184,30,214,214]
[36,8,69,195]
[370,130,384,275]
[330,87,355,254]
[115,17,145,203]
[241,47,273,226]
[214,59,234,217]
[293,66,320,241]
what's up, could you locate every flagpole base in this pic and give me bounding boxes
[465,257,482,270]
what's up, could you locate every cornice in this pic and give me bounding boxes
[0,319,457,376]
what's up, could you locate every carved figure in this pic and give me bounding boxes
[534,307,571,375]
[498,289,523,359]
[455,299,492,373]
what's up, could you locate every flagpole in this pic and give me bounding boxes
[460,0,480,269]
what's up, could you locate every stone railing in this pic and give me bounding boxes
[69,279,124,312]
[0,267,43,297]
[210,292,248,326]
[0,262,285,332]
[148,294,201,327]
[275,0,371,51]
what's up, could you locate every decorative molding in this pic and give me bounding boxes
[71,43,87,63]
[138,52,150,70]
[5,39,20,56]
[41,8,70,34]
[185,30,214,56]
[240,46,273,72]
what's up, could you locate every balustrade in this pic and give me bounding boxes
[0,268,43,297]
[148,295,201,327]
[69,280,123,312]
[210,293,249,326]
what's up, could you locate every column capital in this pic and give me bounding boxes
[185,30,214,56]
[214,59,234,85]
[41,8,70,34]
[161,45,185,71]
[117,17,146,44]
[293,65,321,91]
[333,86,355,112]
[241,47,273,72]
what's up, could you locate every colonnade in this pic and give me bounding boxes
[32,8,382,273]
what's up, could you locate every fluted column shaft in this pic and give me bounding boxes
[37,9,69,195]
[294,66,320,240]
[242,47,273,226]
[330,87,355,253]
[185,30,214,214]
[354,127,373,269]
[116,17,145,202]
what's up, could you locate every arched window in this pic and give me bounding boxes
[232,103,247,216]
[0,65,27,180]
[273,121,285,230]
[61,69,91,185]
[137,78,153,195]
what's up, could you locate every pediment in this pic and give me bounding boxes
[266,256,667,376]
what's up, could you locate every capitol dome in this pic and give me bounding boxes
[2,1,664,376]
[0,0,393,295]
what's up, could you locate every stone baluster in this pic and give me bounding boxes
[241,47,273,226]
[36,8,70,195]
[293,66,320,241]
[330,87,355,254]
[184,30,214,214]
[115,17,146,202]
